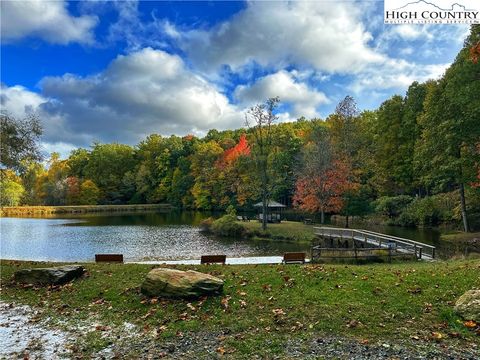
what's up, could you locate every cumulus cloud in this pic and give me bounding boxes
[2,49,246,147]
[179,1,384,74]
[349,59,448,93]
[235,71,329,119]
[1,0,97,44]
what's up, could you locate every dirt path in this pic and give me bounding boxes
[0,302,71,359]
[1,301,478,359]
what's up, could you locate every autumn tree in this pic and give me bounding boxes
[293,130,354,224]
[79,180,101,205]
[245,97,279,230]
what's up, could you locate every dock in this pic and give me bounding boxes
[314,227,436,260]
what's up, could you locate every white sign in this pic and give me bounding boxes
[384,0,480,24]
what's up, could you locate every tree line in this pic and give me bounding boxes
[1,26,479,231]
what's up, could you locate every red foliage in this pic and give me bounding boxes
[470,42,480,64]
[293,159,354,213]
[66,176,80,204]
[218,134,250,167]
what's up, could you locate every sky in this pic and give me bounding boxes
[0,0,470,157]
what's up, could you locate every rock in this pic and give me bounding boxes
[141,268,223,298]
[454,289,480,322]
[14,265,85,286]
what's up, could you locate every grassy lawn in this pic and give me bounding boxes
[241,220,317,243]
[441,231,480,242]
[1,259,479,358]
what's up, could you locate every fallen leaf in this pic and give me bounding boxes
[431,332,444,342]
[221,296,231,311]
[95,325,110,331]
[272,308,285,317]
[464,320,477,328]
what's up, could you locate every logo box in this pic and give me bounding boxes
[384,0,480,24]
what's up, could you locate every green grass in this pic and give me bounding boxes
[1,259,479,357]
[441,231,480,242]
[241,220,317,242]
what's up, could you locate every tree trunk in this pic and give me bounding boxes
[262,196,267,231]
[459,182,469,232]
[320,209,325,224]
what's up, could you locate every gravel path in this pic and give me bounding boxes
[1,301,478,359]
[0,302,71,359]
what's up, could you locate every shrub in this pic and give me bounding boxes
[374,195,414,218]
[199,217,214,233]
[211,214,245,237]
[400,197,441,227]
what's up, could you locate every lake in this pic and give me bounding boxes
[0,211,311,262]
[0,211,468,262]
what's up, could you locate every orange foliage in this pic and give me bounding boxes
[293,159,354,213]
[183,134,195,141]
[470,42,480,63]
[218,134,250,168]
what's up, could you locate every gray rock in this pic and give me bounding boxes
[14,265,85,286]
[454,289,480,322]
[141,268,223,298]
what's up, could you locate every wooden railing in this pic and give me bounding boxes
[314,227,436,260]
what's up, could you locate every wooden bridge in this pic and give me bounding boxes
[314,227,436,260]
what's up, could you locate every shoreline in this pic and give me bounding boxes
[0,204,173,217]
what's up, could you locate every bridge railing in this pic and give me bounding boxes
[313,226,435,259]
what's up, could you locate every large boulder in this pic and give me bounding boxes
[454,289,480,322]
[14,265,85,286]
[141,268,223,298]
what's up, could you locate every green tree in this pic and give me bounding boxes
[0,113,43,173]
[245,97,279,230]
[0,170,25,206]
[190,141,224,209]
[79,180,101,205]
[84,143,135,203]
[415,25,480,232]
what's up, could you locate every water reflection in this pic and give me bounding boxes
[0,213,310,262]
[0,211,471,262]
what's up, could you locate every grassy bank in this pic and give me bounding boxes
[0,204,172,217]
[1,259,479,358]
[240,220,317,243]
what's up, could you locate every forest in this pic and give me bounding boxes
[1,26,479,231]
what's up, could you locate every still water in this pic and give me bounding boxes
[0,211,310,262]
[0,211,465,262]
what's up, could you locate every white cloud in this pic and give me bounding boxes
[0,0,97,44]
[2,49,245,147]
[235,71,329,119]
[349,59,448,93]
[0,84,45,118]
[179,1,384,74]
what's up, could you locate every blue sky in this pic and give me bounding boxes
[0,0,470,156]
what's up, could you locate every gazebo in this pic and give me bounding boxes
[253,200,286,223]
